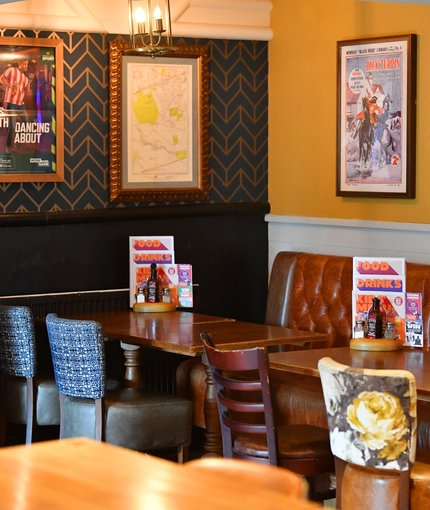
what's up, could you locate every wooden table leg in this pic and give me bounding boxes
[120,342,143,389]
[202,352,223,457]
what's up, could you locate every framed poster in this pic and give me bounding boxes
[0,37,64,182]
[336,34,417,198]
[108,41,209,202]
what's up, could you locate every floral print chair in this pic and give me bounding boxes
[318,357,430,510]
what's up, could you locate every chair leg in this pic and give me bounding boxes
[178,445,189,464]
[0,376,6,447]
[95,398,103,442]
[59,393,67,439]
[0,417,6,447]
[398,471,410,510]
[335,457,346,510]
[25,378,35,445]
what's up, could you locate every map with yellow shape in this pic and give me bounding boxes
[126,62,192,184]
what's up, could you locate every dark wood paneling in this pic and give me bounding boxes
[0,203,269,323]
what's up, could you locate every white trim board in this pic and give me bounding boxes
[266,214,430,274]
[0,0,273,40]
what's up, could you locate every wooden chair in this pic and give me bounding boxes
[46,314,193,462]
[318,356,430,510]
[0,305,60,445]
[201,332,335,501]
[185,456,308,499]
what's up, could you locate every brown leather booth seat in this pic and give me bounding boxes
[176,252,430,444]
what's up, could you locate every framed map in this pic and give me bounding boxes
[108,42,209,202]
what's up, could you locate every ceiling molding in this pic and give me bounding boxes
[0,0,273,40]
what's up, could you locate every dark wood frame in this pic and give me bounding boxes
[108,42,209,202]
[336,34,417,199]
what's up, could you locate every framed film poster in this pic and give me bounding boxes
[336,34,417,198]
[0,37,64,182]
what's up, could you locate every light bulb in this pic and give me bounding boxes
[136,7,145,23]
[153,4,163,32]
[135,6,145,34]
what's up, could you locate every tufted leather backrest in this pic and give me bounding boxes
[265,252,430,348]
[265,252,353,347]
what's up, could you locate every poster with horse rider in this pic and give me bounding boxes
[336,34,417,199]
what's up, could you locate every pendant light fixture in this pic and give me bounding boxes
[126,0,176,57]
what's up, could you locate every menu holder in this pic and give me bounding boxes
[133,302,176,313]
[350,338,403,351]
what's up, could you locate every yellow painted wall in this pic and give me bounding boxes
[269,0,430,222]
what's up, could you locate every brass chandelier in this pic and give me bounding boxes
[126,0,177,57]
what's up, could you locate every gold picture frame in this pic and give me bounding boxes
[0,37,64,183]
[109,42,209,202]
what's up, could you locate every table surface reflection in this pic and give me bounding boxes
[0,438,322,510]
[69,311,329,356]
[269,346,430,400]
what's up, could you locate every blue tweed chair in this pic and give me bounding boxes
[45,314,193,461]
[0,305,60,445]
[318,357,430,510]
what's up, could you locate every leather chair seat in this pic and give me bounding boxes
[1,374,60,426]
[1,375,119,427]
[235,424,332,460]
[411,461,430,508]
[63,388,193,451]
[338,462,430,510]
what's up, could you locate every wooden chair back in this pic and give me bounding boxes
[201,332,277,464]
[186,457,308,499]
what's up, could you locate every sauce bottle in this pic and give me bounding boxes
[146,263,161,302]
[367,297,383,339]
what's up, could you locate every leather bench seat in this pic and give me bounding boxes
[176,356,430,451]
[176,356,328,429]
[176,252,430,451]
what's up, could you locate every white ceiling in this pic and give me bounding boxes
[0,0,273,41]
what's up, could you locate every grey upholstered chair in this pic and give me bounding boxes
[0,305,60,445]
[318,357,430,510]
[45,313,193,462]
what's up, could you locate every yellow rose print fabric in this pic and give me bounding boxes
[319,357,416,471]
[347,391,408,461]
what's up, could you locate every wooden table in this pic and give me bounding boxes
[70,310,326,356]
[0,438,322,510]
[269,346,430,401]
[66,311,328,455]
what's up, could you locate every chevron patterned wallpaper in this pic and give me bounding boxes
[0,30,268,212]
